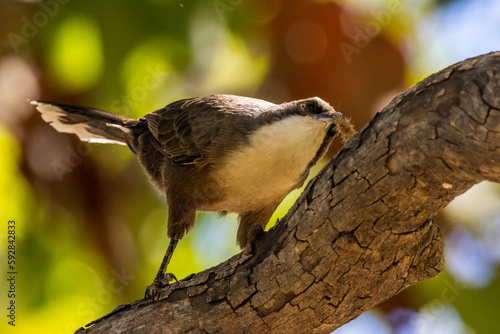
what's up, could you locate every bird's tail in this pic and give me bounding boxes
[30,100,138,145]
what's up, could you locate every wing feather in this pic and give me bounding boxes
[144,95,277,166]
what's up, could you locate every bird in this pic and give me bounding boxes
[30,94,343,300]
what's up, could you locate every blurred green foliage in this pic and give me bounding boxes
[0,0,499,333]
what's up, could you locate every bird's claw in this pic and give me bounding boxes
[145,273,178,301]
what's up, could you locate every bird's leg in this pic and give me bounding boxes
[243,223,265,255]
[237,207,276,252]
[145,237,179,300]
[156,237,179,279]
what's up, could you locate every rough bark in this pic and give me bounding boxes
[75,52,500,334]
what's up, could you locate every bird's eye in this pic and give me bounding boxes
[305,100,317,112]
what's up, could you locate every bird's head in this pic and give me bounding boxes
[293,97,342,123]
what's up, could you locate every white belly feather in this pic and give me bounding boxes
[214,115,330,213]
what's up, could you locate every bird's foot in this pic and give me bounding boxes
[144,272,178,301]
[243,223,265,255]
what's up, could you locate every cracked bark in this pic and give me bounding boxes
[75,52,500,334]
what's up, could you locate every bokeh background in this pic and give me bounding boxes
[1,0,499,333]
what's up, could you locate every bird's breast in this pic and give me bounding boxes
[211,116,330,213]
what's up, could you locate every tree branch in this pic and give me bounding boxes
[76,52,500,334]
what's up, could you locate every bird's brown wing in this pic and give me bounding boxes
[144,95,271,166]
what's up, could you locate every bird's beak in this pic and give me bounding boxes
[314,111,343,122]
